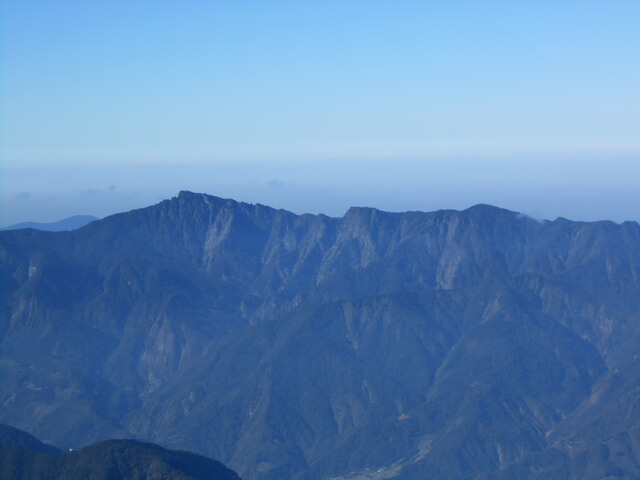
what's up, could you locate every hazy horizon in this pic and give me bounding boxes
[1,1,638,226]
[2,155,639,227]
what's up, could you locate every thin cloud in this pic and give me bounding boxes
[267,180,285,188]
[79,187,118,195]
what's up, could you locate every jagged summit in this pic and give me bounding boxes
[108,191,539,232]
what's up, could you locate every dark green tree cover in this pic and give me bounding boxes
[1,192,640,479]
[0,424,240,480]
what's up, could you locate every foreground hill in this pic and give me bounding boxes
[0,424,61,455]
[1,191,640,479]
[0,424,240,480]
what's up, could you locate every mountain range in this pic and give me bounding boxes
[1,191,639,479]
[0,215,99,232]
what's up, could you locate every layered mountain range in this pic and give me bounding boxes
[1,191,639,479]
[0,215,99,232]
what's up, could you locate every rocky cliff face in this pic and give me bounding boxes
[1,191,640,479]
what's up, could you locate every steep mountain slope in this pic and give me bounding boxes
[1,191,639,479]
[0,424,240,480]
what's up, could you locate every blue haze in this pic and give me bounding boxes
[1,1,638,225]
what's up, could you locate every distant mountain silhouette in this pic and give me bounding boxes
[0,215,99,232]
[1,191,640,479]
[0,424,241,480]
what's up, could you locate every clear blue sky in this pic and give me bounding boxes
[1,0,639,225]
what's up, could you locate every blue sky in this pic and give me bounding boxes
[1,0,639,225]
